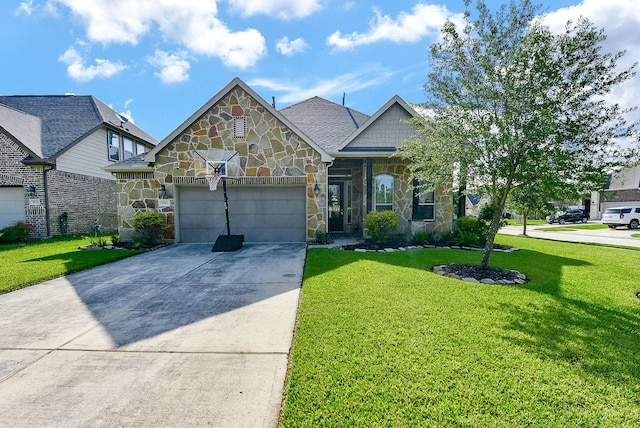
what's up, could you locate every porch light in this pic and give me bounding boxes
[27,185,36,196]
[313,180,321,196]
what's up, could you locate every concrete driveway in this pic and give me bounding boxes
[0,243,305,427]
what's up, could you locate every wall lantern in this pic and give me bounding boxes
[313,179,321,196]
[27,185,36,196]
[159,184,170,198]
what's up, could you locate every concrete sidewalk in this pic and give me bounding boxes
[0,243,305,427]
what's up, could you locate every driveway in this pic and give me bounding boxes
[500,223,640,248]
[0,243,305,427]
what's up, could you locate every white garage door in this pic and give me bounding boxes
[177,186,306,243]
[0,187,25,229]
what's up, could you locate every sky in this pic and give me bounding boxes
[1,0,639,141]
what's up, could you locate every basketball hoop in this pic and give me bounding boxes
[205,173,222,191]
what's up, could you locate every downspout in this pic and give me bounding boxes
[43,165,54,237]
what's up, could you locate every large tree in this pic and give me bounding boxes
[401,0,638,268]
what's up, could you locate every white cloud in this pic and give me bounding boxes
[51,0,266,69]
[230,0,322,19]
[327,3,463,50]
[276,37,309,56]
[148,50,190,83]
[59,46,126,82]
[249,68,394,104]
[15,0,34,15]
[543,0,640,126]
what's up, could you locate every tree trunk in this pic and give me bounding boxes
[522,209,528,236]
[481,209,504,269]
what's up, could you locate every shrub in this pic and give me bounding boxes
[84,233,109,247]
[314,230,331,244]
[413,230,429,245]
[455,216,488,246]
[0,221,34,244]
[365,210,399,243]
[132,211,165,245]
[110,233,120,246]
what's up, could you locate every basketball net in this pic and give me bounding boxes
[205,173,222,191]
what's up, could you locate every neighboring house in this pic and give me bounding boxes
[106,77,454,243]
[0,95,158,238]
[590,166,640,219]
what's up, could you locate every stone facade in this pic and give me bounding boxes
[369,159,453,235]
[327,158,454,237]
[1,132,117,238]
[115,87,327,241]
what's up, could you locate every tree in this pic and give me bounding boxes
[400,0,638,268]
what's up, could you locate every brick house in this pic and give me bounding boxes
[0,95,157,238]
[108,77,453,243]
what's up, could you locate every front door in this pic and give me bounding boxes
[328,182,344,232]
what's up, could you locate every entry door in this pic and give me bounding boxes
[328,182,344,232]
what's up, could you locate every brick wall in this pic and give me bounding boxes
[47,170,117,235]
[1,132,117,238]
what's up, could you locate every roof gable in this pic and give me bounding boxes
[147,77,332,162]
[336,95,418,153]
[0,103,43,158]
[279,96,369,152]
[0,95,158,161]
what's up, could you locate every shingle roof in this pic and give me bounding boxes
[279,96,369,151]
[0,95,157,160]
[0,103,43,158]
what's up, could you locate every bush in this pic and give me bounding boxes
[132,211,165,246]
[455,216,488,246]
[0,221,34,244]
[314,230,331,244]
[365,210,399,243]
[413,230,429,245]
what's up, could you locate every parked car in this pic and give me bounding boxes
[548,209,588,224]
[601,206,640,229]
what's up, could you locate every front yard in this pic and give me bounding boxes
[280,235,640,427]
[0,236,140,294]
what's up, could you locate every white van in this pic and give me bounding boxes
[601,206,640,229]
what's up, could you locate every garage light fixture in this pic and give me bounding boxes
[27,185,36,196]
[313,179,321,196]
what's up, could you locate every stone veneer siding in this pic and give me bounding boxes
[116,87,327,241]
[1,132,117,238]
[369,159,453,235]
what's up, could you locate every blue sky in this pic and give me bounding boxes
[1,0,639,141]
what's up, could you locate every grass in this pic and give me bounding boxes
[280,235,640,427]
[536,224,609,231]
[632,233,640,239]
[0,235,140,294]
[506,218,547,225]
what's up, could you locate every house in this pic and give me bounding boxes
[106,77,453,243]
[590,165,640,219]
[0,95,158,238]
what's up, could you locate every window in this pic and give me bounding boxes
[123,137,134,160]
[374,174,394,211]
[413,180,436,220]
[108,131,120,161]
[233,117,246,138]
[108,130,145,161]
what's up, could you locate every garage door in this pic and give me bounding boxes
[0,187,25,229]
[177,186,306,242]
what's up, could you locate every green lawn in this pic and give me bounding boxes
[506,218,547,225]
[280,235,640,427]
[536,224,609,231]
[0,236,140,294]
